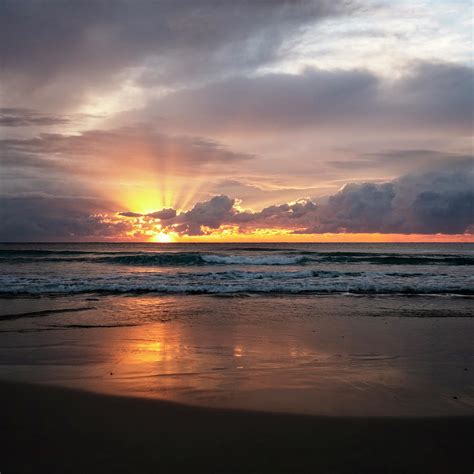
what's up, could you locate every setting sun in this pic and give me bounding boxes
[152,232,174,243]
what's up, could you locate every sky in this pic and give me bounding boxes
[0,0,473,242]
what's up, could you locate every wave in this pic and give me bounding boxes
[201,254,306,265]
[92,252,474,267]
[1,270,472,296]
[1,249,473,266]
[316,255,474,265]
[226,247,292,252]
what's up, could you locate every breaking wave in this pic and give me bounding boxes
[1,269,473,296]
[1,251,473,266]
[1,244,472,298]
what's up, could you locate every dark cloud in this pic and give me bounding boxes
[118,211,143,218]
[2,158,472,240]
[0,126,254,177]
[412,191,473,234]
[159,196,320,236]
[172,195,237,235]
[314,182,396,232]
[0,0,354,107]
[0,108,70,127]
[147,208,177,220]
[143,62,473,134]
[119,208,177,219]
[384,62,474,131]
[156,158,473,236]
[0,194,131,242]
[147,67,377,133]
[1,2,470,241]
[306,158,474,234]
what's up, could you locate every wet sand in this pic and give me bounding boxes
[1,295,473,417]
[0,381,473,473]
[1,295,473,472]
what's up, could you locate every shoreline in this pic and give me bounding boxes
[1,380,473,473]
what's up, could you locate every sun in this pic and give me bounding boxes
[152,232,174,243]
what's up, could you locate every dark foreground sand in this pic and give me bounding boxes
[1,381,473,474]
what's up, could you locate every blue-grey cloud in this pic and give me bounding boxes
[305,158,474,234]
[144,62,473,134]
[147,208,177,220]
[0,126,254,178]
[0,108,70,127]
[157,158,473,235]
[0,194,130,242]
[0,0,355,108]
[118,211,143,218]
[1,157,472,240]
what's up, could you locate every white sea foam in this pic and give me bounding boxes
[1,270,472,295]
[201,254,306,265]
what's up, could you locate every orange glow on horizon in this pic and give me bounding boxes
[107,204,474,244]
[115,223,473,244]
[173,232,474,244]
[151,232,175,243]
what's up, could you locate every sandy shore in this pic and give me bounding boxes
[1,381,473,473]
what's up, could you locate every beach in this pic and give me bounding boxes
[1,293,473,416]
[2,380,473,473]
[3,0,473,470]
[1,243,473,471]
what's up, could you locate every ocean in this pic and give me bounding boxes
[0,242,473,416]
[1,242,473,296]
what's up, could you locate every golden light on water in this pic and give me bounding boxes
[132,341,164,363]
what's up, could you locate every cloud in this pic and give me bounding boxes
[306,157,474,234]
[0,125,254,178]
[142,67,377,133]
[157,196,320,236]
[0,108,70,127]
[147,208,177,220]
[313,182,396,233]
[140,62,473,135]
[2,157,472,240]
[118,211,143,218]
[211,179,324,209]
[155,157,473,236]
[382,62,474,132]
[0,194,132,242]
[172,195,237,235]
[0,0,354,108]
[119,208,177,219]
[1,2,471,241]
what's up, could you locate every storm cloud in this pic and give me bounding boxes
[1,126,253,177]
[3,158,472,241]
[1,1,472,241]
[146,159,474,236]
[0,108,71,127]
[0,194,132,242]
[142,62,473,135]
[0,0,355,108]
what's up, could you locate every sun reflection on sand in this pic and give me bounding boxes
[4,292,470,416]
[121,326,185,369]
[233,346,243,358]
[29,294,471,416]
[132,341,164,362]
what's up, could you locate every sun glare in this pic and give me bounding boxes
[152,232,174,243]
